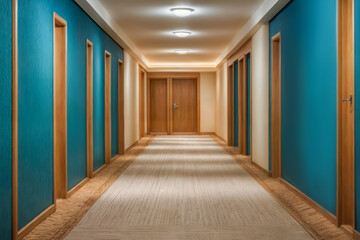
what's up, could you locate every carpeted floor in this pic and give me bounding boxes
[65,136,313,240]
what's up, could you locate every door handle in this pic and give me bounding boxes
[343,95,353,103]
[173,103,180,109]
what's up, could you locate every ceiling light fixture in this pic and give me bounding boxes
[173,31,192,38]
[175,50,189,54]
[170,7,194,17]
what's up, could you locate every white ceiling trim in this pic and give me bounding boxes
[215,0,291,67]
[75,0,290,72]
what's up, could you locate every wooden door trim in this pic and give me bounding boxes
[168,78,172,134]
[139,67,146,138]
[227,40,252,147]
[118,60,124,155]
[53,12,67,199]
[12,0,18,238]
[337,0,355,228]
[238,57,246,155]
[227,65,234,145]
[271,32,281,178]
[147,72,200,135]
[86,39,93,178]
[104,50,111,164]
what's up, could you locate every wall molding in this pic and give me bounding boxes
[354,230,360,240]
[66,178,89,199]
[17,205,56,240]
[251,161,272,177]
[279,178,337,225]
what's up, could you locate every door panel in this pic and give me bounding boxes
[149,79,168,133]
[172,78,197,133]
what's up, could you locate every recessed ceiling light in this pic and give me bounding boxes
[173,31,192,38]
[175,50,189,54]
[170,8,194,17]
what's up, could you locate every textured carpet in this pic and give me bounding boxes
[65,136,313,240]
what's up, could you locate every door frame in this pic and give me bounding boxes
[139,67,146,138]
[227,40,252,149]
[238,52,252,156]
[86,39,93,178]
[53,12,68,199]
[104,51,111,164]
[147,72,200,135]
[270,33,282,178]
[337,0,355,228]
[118,60,125,155]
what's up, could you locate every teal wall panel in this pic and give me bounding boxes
[269,0,337,214]
[0,1,13,239]
[355,0,360,231]
[233,60,239,147]
[18,0,123,229]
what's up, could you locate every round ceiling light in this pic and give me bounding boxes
[175,50,189,54]
[170,8,194,17]
[173,31,192,38]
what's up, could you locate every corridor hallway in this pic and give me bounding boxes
[62,136,311,240]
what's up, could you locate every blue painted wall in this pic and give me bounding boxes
[355,0,360,232]
[0,1,13,239]
[246,56,251,155]
[269,0,337,215]
[18,0,123,229]
[233,60,239,147]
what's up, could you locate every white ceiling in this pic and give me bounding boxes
[97,0,265,67]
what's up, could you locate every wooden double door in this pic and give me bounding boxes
[147,73,200,135]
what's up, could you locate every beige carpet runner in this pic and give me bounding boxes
[66,136,313,240]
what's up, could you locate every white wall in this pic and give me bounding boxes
[124,51,139,149]
[215,62,228,141]
[251,24,269,171]
[200,72,216,133]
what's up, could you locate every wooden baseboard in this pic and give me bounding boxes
[111,154,120,162]
[66,177,89,199]
[18,204,56,240]
[125,140,139,153]
[279,178,337,225]
[214,134,227,143]
[200,132,215,135]
[93,164,107,177]
[354,229,360,240]
[251,161,272,177]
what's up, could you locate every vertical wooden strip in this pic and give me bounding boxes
[53,13,67,199]
[104,51,111,164]
[118,60,124,155]
[169,78,173,135]
[167,78,171,135]
[197,75,201,134]
[139,68,145,138]
[271,33,281,178]
[12,0,18,238]
[86,40,93,178]
[337,0,355,228]
[146,78,151,134]
[227,65,234,146]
